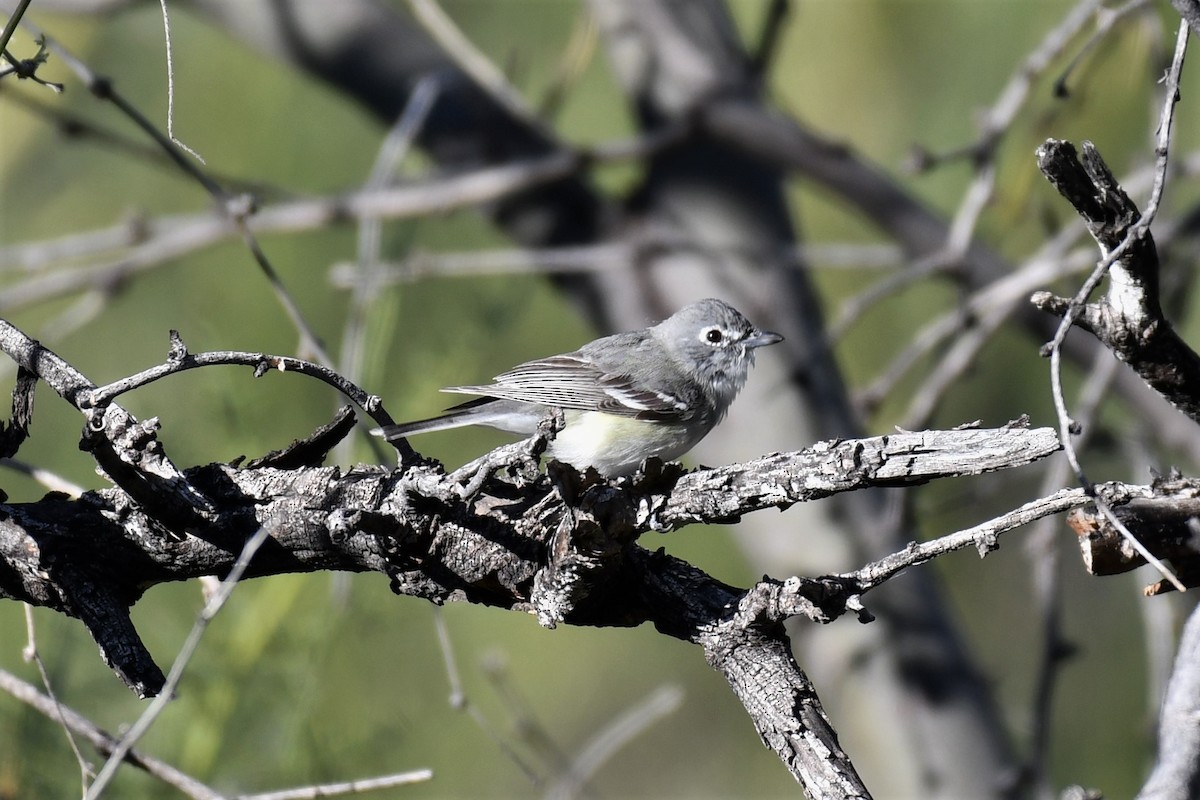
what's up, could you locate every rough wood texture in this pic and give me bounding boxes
[1067,477,1200,593]
[0,317,1064,797]
[1033,139,1200,425]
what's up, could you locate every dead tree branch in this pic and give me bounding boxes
[1033,139,1200,425]
[0,316,1067,795]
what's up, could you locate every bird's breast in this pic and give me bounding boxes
[548,411,710,476]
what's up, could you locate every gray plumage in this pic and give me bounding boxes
[374,298,782,475]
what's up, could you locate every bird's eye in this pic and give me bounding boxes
[703,328,724,344]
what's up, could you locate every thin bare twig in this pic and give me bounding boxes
[0,133,677,316]
[961,0,1104,166]
[236,770,434,800]
[0,88,293,198]
[407,0,542,130]
[82,344,389,425]
[0,667,226,800]
[85,525,273,798]
[848,487,1099,592]
[857,144,1200,417]
[1021,348,1118,797]
[1054,0,1155,97]
[827,253,954,344]
[335,74,439,468]
[22,605,92,793]
[2,456,87,496]
[22,18,332,364]
[855,0,1139,421]
[25,19,221,194]
[537,8,598,119]
[156,0,205,163]
[856,236,1093,415]
[543,685,684,800]
[329,240,905,289]
[749,0,790,77]
[0,32,62,90]
[742,482,1145,631]
[0,0,33,56]
[431,609,543,785]
[1045,21,1190,593]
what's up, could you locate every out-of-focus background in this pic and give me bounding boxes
[1,1,1198,797]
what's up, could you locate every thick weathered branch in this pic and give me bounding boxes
[0,405,1058,794]
[1066,476,1200,593]
[0,416,1070,794]
[1137,600,1200,800]
[716,483,1143,631]
[1,423,1062,617]
[3,453,870,786]
[1171,0,1200,33]
[1033,140,1200,425]
[646,423,1061,530]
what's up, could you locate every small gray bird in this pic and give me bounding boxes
[373,298,783,476]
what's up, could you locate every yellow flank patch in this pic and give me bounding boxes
[548,411,700,476]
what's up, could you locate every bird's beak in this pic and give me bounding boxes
[745,329,784,349]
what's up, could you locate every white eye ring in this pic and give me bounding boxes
[702,327,725,345]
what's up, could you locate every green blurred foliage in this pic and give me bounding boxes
[0,1,1198,798]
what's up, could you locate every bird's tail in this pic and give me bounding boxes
[371,397,513,441]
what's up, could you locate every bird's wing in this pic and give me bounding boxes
[443,354,690,420]
[593,372,691,419]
